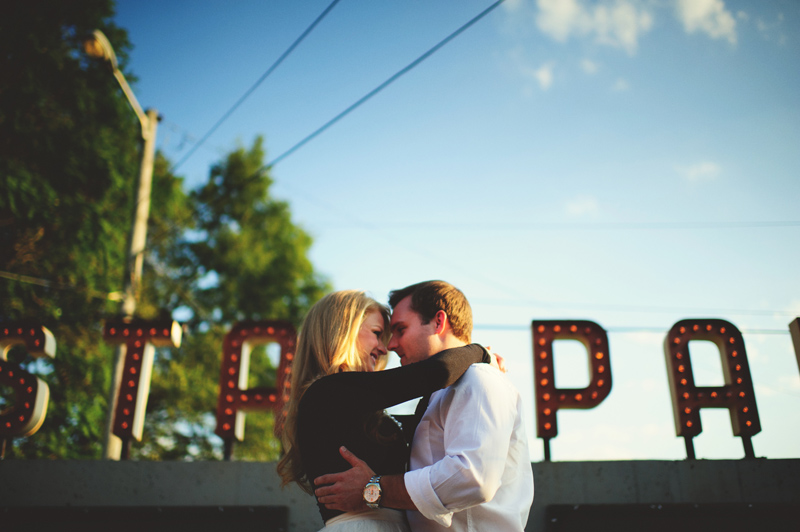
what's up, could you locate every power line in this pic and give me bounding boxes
[0,270,121,301]
[169,0,342,173]
[159,119,228,158]
[145,0,508,244]
[303,220,800,231]
[5,269,796,332]
[117,0,798,322]
[474,324,792,335]
[471,298,800,318]
[267,0,508,167]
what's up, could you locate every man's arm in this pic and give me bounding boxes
[314,447,416,511]
[404,365,518,524]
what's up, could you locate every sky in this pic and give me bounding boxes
[112,0,800,462]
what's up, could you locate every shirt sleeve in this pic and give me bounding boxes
[404,365,518,527]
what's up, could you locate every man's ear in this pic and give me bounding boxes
[433,310,448,335]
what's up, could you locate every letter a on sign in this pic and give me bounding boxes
[532,320,611,460]
[215,320,296,458]
[0,324,56,438]
[663,319,761,459]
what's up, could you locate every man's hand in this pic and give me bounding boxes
[314,446,375,512]
[485,345,507,373]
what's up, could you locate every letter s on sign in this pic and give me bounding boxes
[0,325,56,438]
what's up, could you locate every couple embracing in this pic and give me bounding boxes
[278,280,534,531]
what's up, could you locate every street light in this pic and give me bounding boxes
[85,29,160,460]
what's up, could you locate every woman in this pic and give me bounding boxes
[277,290,490,531]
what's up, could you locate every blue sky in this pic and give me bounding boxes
[114,0,799,461]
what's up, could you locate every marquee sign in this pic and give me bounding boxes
[214,320,296,459]
[103,319,182,449]
[0,317,797,461]
[0,325,56,438]
[790,318,800,372]
[533,320,611,461]
[663,319,760,459]
[532,318,763,460]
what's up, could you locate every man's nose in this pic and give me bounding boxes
[387,336,398,351]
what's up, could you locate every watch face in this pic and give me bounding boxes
[364,484,381,503]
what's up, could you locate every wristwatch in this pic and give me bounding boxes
[363,475,382,509]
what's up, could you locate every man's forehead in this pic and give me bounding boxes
[389,310,406,326]
[389,299,416,326]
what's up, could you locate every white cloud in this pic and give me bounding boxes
[502,0,525,11]
[730,9,785,45]
[535,63,555,89]
[676,0,737,45]
[522,61,556,90]
[781,300,800,321]
[676,161,721,182]
[581,58,599,74]
[778,375,800,392]
[536,0,586,42]
[566,195,599,216]
[754,13,787,44]
[507,47,556,93]
[536,0,654,55]
[612,78,630,91]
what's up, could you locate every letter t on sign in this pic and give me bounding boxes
[103,319,182,458]
[532,320,612,461]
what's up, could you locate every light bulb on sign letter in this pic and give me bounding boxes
[103,319,182,441]
[663,319,761,458]
[0,325,56,438]
[214,320,297,446]
[532,320,612,443]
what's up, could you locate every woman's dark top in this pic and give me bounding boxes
[296,344,490,522]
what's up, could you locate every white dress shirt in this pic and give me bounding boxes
[404,364,534,531]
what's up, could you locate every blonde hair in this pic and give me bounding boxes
[277,290,390,493]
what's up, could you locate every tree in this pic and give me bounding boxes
[1,1,329,460]
[1,0,140,459]
[137,138,329,461]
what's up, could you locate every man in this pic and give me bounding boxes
[314,280,534,531]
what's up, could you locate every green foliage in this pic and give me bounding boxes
[1,2,330,461]
[1,0,137,460]
[136,138,329,461]
[190,137,326,325]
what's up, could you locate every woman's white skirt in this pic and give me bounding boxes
[320,508,410,532]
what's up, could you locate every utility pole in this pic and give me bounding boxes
[85,30,160,460]
[103,107,159,460]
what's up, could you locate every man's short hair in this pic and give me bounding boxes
[388,280,472,343]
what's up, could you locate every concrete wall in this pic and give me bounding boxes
[1,459,798,531]
[527,459,800,530]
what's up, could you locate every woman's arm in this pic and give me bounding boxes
[308,344,490,415]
